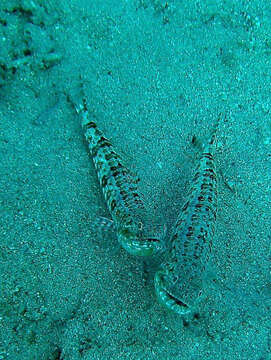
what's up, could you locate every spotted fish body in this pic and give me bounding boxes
[74,97,164,257]
[155,131,218,315]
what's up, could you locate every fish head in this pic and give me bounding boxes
[117,221,166,257]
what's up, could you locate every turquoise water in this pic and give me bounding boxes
[1,1,270,359]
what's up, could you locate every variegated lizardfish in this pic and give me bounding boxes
[155,121,219,316]
[70,90,165,257]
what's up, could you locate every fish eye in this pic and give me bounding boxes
[138,222,143,231]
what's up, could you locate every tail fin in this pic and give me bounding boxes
[66,78,87,115]
[209,112,222,146]
[192,113,222,151]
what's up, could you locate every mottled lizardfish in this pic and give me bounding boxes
[154,121,219,316]
[69,89,165,257]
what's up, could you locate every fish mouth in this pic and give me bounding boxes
[166,291,189,308]
[118,234,162,256]
[154,271,191,315]
[117,225,165,256]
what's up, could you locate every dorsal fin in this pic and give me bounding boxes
[192,113,223,152]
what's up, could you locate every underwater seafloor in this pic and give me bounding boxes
[1,1,271,359]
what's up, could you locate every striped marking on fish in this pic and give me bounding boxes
[73,95,164,256]
[155,121,219,315]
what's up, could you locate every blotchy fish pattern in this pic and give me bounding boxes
[74,96,164,257]
[154,131,218,315]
